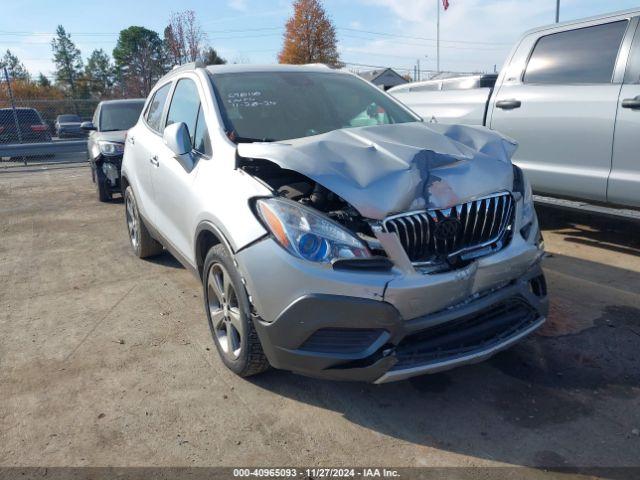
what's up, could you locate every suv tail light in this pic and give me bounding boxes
[30,124,48,132]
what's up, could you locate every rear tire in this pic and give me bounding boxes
[124,186,163,258]
[203,244,269,377]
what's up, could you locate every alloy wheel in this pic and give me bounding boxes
[207,262,244,360]
[125,191,139,250]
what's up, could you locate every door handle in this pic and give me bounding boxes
[621,96,640,109]
[496,99,522,110]
[128,135,135,144]
[150,156,159,167]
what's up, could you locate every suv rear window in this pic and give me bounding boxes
[524,21,628,84]
[0,109,42,124]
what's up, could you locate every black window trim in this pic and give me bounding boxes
[521,19,631,86]
[622,16,640,84]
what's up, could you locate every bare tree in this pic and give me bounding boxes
[164,10,206,65]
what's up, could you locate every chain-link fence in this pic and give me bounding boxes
[0,70,103,166]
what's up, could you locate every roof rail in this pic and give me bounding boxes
[158,61,206,83]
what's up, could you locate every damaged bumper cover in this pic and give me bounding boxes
[236,229,548,383]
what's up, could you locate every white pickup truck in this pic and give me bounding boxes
[390,8,640,217]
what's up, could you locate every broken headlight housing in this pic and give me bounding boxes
[255,197,371,263]
[98,140,125,157]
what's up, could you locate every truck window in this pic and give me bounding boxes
[624,22,640,84]
[523,20,628,84]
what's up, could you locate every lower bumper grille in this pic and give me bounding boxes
[392,297,538,370]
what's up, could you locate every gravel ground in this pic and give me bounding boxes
[1,165,638,477]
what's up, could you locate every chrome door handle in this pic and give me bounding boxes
[496,99,522,110]
[622,96,640,109]
[150,156,159,167]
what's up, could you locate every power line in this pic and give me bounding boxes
[338,27,512,46]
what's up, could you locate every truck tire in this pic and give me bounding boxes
[203,244,270,377]
[124,186,163,258]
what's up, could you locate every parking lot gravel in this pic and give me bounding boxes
[1,165,639,473]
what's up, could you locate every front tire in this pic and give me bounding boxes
[203,244,269,377]
[124,186,163,258]
[96,169,112,202]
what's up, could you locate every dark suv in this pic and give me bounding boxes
[83,99,145,201]
[0,108,52,144]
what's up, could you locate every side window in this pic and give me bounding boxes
[193,105,212,156]
[145,82,171,132]
[166,78,200,145]
[92,107,100,128]
[524,21,628,84]
[624,22,640,84]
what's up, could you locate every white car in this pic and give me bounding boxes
[121,63,548,383]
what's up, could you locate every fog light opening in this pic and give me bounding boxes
[529,275,547,298]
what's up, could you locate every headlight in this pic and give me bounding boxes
[513,165,535,226]
[255,197,371,263]
[98,140,124,156]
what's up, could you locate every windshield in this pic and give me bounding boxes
[58,114,81,122]
[209,71,419,142]
[99,101,145,132]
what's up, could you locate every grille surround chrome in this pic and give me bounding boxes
[381,192,515,265]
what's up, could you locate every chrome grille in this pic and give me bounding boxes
[382,192,514,264]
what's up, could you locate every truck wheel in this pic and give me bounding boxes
[124,186,163,258]
[203,244,269,377]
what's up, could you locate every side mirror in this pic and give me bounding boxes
[163,122,194,170]
[81,121,96,131]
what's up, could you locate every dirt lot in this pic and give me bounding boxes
[1,165,639,473]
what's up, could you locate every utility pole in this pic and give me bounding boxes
[417,58,421,81]
[555,0,560,23]
[436,0,440,73]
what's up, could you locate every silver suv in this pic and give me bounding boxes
[121,63,548,383]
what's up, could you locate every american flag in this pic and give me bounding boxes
[442,0,450,10]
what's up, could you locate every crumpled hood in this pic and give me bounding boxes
[237,122,517,220]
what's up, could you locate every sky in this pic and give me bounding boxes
[1,0,639,79]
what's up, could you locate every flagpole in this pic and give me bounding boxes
[437,0,440,73]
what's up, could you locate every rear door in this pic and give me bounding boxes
[490,20,630,202]
[609,17,640,208]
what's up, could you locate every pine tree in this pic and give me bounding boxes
[51,25,84,96]
[0,50,30,81]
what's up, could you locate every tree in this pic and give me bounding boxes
[51,25,84,96]
[200,47,226,65]
[278,0,342,68]
[0,50,30,81]
[164,10,206,66]
[113,26,166,97]
[85,49,114,98]
[37,73,51,87]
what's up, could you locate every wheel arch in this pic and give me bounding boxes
[195,221,235,279]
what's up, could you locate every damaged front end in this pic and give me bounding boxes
[234,122,547,382]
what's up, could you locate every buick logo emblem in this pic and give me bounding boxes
[433,218,461,241]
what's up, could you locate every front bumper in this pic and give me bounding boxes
[236,229,548,383]
[92,155,122,192]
